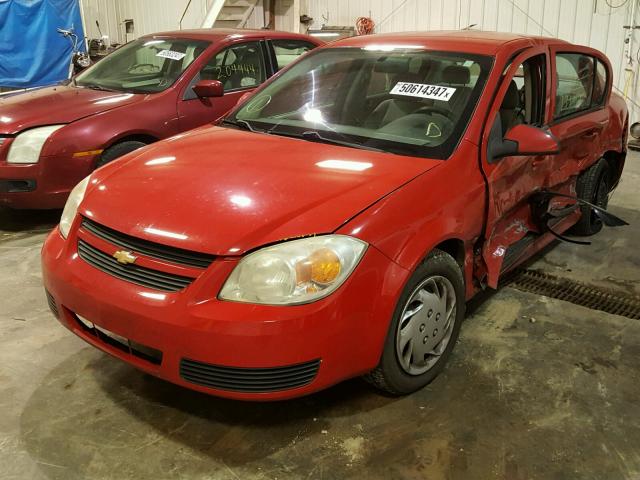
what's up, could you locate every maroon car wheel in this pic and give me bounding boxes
[96,141,147,169]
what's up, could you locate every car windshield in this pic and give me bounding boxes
[75,37,210,94]
[228,47,493,159]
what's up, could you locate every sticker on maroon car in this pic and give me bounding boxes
[390,82,456,101]
[156,50,186,61]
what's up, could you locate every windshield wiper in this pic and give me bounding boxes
[296,130,386,153]
[221,118,262,133]
[79,83,120,92]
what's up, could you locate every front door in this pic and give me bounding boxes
[479,47,552,287]
[177,40,268,131]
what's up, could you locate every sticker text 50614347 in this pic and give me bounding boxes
[390,82,456,101]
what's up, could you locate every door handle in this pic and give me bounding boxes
[581,129,598,139]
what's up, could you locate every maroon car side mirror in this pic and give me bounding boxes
[192,80,224,98]
[504,124,561,156]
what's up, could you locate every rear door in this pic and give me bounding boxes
[546,45,610,188]
[177,40,269,131]
[479,46,552,287]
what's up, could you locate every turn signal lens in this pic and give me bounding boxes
[309,248,341,285]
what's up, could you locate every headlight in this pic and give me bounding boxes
[59,176,90,238]
[219,235,367,305]
[7,125,65,164]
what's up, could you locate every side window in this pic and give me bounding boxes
[498,54,546,135]
[554,53,602,119]
[200,42,265,91]
[271,40,315,71]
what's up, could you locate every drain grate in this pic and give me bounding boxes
[505,269,640,320]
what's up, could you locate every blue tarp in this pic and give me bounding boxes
[0,0,85,88]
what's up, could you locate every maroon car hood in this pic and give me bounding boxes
[83,127,440,255]
[0,85,144,134]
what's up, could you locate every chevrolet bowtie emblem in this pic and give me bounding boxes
[113,250,137,265]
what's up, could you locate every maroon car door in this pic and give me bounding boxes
[177,40,267,130]
[479,46,553,287]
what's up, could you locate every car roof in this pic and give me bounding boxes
[142,28,316,43]
[332,30,570,54]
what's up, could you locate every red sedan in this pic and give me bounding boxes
[0,29,320,209]
[42,31,628,400]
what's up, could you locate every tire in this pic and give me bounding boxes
[364,249,465,395]
[95,141,147,169]
[569,158,611,236]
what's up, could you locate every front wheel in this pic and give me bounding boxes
[95,141,148,169]
[364,249,465,395]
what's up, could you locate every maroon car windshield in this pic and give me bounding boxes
[75,37,210,94]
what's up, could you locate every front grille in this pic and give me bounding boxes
[45,290,59,318]
[72,312,163,365]
[78,240,193,292]
[81,218,215,268]
[180,358,321,393]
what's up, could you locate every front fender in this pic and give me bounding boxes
[337,141,486,298]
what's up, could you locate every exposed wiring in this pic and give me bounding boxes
[504,0,556,36]
[356,17,375,35]
[614,83,640,109]
[376,0,411,29]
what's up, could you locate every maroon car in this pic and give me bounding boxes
[0,29,320,209]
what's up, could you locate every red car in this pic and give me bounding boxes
[0,29,320,209]
[42,31,628,400]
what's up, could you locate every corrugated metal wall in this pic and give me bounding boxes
[81,0,640,121]
[80,0,265,43]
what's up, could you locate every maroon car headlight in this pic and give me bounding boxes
[59,176,91,238]
[7,125,65,164]
[219,235,367,305]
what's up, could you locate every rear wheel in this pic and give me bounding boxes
[95,141,147,169]
[364,249,465,395]
[570,158,611,236]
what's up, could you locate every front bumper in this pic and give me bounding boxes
[0,153,98,209]
[42,226,408,400]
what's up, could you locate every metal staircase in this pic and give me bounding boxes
[201,0,260,29]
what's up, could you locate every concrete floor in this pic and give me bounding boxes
[1,153,639,480]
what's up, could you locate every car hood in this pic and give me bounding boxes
[0,84,144,134]
[83,127,441,256]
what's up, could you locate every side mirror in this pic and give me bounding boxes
[192,79,223,98]
[504,124,560,156]
[488,120,560,163]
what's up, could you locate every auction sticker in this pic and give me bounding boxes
[156,50,186,61]
[390,82,456,101]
